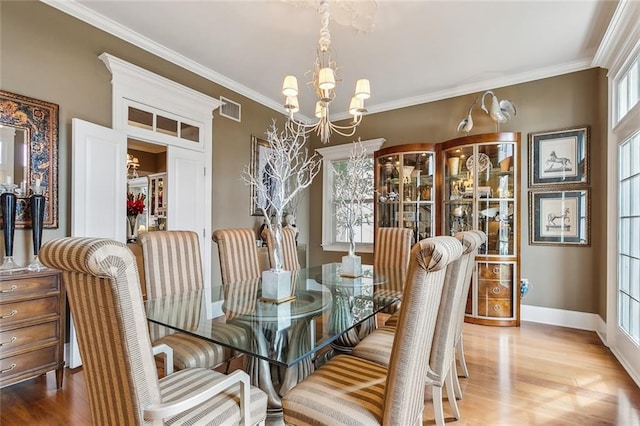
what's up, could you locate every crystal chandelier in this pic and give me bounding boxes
[281,0,371,144]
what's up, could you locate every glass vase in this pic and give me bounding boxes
[0,192,20,272]
[127,214,139,242]
[27,194,46,271]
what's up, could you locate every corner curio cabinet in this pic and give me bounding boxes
[374,144,437,244]
[373,135,521,326]
[441,133,521,326]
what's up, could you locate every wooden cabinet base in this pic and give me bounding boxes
[0,270,65,389]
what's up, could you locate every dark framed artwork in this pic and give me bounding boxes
[528,126,589,187]
[0,90,59,228]
[529,189,590,246]
[250,135,272,216]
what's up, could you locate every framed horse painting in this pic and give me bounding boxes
[529,189,590,246]
[528,126,589,187]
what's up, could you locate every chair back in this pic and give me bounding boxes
[373,227,413,269]
[40,238,161,425]
[425,230,484,386]
[452,230,487,340]
[262,226,300,271]
[212,228,261,284]
[382,236,463,425]
[139,230,204,341]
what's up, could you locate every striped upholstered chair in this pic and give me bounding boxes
[282,236,463,426]
[373,227,414,314]
[40,237,267,426]
[213,228,262,285]
[261,226,300,271]
[351,230,483,425]
[139,231,247,371]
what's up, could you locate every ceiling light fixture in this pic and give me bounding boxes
[282,0,371,144]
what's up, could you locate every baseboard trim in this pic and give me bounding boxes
[609,346,640,388]
[521,304,601,332]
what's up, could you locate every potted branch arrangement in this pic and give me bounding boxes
[242,121,321,301]
[332,140,372,277]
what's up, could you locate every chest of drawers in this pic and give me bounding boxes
[0,269,65,389]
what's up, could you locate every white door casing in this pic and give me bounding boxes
[70,118,126,368]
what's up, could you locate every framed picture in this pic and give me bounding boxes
[250,135,272,216]
[529,189,590,246]
[528,126,589,186]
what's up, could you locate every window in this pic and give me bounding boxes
[616,54,640,123]
[618,131,640,343]
[316,138,385,253]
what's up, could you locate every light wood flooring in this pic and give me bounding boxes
[1,321,639,425]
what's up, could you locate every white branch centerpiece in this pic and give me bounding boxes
[242,121,321,300]
[332,140,372,277]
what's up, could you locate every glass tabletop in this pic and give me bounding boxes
[144,263,402,368]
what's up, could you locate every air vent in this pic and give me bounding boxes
[219,96,241,122]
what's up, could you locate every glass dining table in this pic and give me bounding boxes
[145,262,403,415]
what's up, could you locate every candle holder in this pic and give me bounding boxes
[28,184,46,271]
[0,184,21,273]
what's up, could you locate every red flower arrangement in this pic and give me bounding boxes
[127,192,146,216]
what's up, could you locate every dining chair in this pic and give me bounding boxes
[139,230,247,371]
[213,228,262,285]
[373,227,413,314]
[262,226,300,271]
[351,230,484,426]
[281,236,463,426]
[40,237,267,426]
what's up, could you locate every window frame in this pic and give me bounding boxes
[316,138,385,253]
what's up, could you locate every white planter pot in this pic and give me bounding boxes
[341,254,362,277]
[261,269,293,302]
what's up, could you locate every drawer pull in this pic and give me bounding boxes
[0,363,16,374]
[0,310,18,319]
[492,304,501,312]
[492,287,501,295]
[0,336,17,347]
[0,285,17,293]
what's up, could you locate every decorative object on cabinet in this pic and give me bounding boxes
[126,192,146,243]
[0,90,59,229]
[374,144,436,244]
[441,132,521,326]
[529,189,590,246]
[280,0,371,144]
[27,184,46,271]
[0,269,65,389]
[0,191,20,272]
[528,126,589,186]
[456,90,516,134]
[148,173,166,230]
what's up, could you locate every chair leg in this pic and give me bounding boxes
[456,337,469,378]
[432,385,445,426]
[445,368,461,420]
[451,357,463,400]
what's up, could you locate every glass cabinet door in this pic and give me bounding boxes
[375,147,435,244]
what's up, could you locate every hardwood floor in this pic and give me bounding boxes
[1,321,638,425]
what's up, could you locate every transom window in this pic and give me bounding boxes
[616,54,639,123]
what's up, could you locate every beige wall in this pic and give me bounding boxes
[2,2,607,317]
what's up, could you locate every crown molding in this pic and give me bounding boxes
[592,0,640,76]
[40,0,284,114]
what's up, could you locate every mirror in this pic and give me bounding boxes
[0,90,59,228]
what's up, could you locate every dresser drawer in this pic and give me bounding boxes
[0,273,59,301]
[478,280,512,299]
[478,263,514,281]
[0,345,58,385]
[0,296,59,328]
[477,298,512,318]
[0,321,59,357]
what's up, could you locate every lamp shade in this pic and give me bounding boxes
[355,79,370,100]
[318,68,336,90]
[284,96,299,114]
[282,75,298,97]
[349,97,365,116]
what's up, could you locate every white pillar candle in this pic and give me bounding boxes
[6,176,11,184]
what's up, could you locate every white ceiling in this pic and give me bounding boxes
[45,0,618,120]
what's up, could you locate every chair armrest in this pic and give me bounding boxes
[152,343,174,375]
[144,370,251,426]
